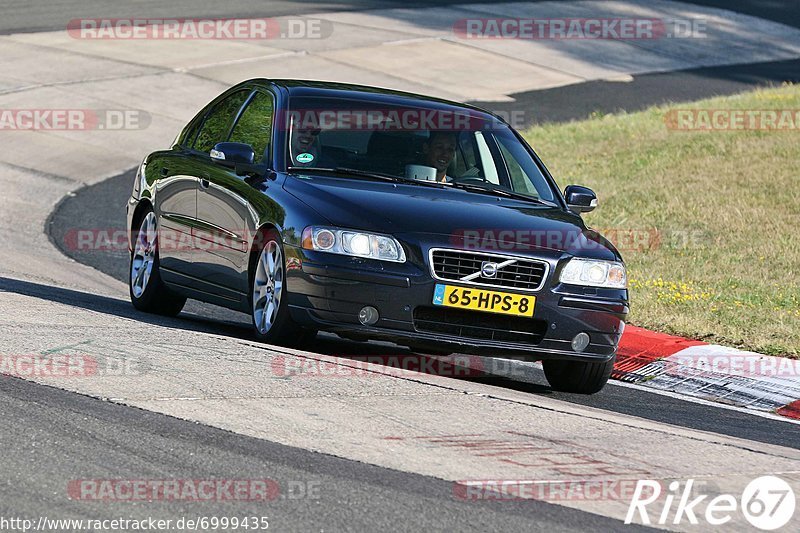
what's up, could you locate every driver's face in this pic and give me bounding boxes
[293,127,320,152]
[425,135,457,172]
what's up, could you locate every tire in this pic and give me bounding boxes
[250,232,315,346]
[542,355,615,394]
[129,209,186,316]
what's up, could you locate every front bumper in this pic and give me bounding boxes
[284,242,628,362]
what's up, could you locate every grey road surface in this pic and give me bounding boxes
[46,171,800,451]
[1,0,497,35]
[5,0,800,35]
[1,373,651,532]
[4,1,800,530]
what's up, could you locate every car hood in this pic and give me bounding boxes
[284,174,620,260]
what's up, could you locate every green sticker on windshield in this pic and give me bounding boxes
[296,152,314,164]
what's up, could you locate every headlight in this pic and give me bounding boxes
[559,258,627,288]
[301,226,406,263]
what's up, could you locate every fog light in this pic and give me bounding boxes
[358,306,379,325]
[571,332,590,353]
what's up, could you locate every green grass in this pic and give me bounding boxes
[523,84,800,357]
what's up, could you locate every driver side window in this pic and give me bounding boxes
[228,91,274,164]
[193,90,250,154]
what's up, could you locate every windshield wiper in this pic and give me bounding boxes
[447,181,555,206]
[288,166,398,182]
[287,167,446,188]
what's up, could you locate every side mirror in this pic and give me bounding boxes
[210,142,255,167]
[564,185,598,213]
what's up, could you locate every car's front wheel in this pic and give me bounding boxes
[129,210,186,316]
[250,234,314,345]
[542,355,615,394]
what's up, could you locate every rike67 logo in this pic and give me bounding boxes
[626,476,796,530]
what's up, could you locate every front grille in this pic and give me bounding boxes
[430,249,548,291]
[413,307,547,345]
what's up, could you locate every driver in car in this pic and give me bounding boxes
[422,130,457,182]
[290,125,322,166]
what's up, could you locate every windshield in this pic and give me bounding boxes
[285,96,557,203]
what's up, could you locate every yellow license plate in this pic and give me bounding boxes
[432,284,535,317]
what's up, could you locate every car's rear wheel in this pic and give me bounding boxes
[251,233,315,345]
[129,210,186,316]
[542,355,615,394]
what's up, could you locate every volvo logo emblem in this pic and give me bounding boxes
[480,261,498,278]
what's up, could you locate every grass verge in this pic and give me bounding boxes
[524,84,800,357]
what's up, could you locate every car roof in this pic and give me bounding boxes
[243,78,499,116]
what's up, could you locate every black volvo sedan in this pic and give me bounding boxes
[127,79,628,393]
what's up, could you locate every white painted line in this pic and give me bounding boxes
[382,37,442,46]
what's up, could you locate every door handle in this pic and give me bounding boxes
[200,178,210,189]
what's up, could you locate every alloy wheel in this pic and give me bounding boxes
[252,240,284,334]
[131,212,157,298]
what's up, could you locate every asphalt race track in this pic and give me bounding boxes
[3,374,653,532]
[4,0,800,35]
[0,0,492,35]
[470,0,800,123]
[3,1,800,531]
[47,163,800,451]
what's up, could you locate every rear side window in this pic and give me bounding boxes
[193,90,250,153]
[228,91,274,164]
